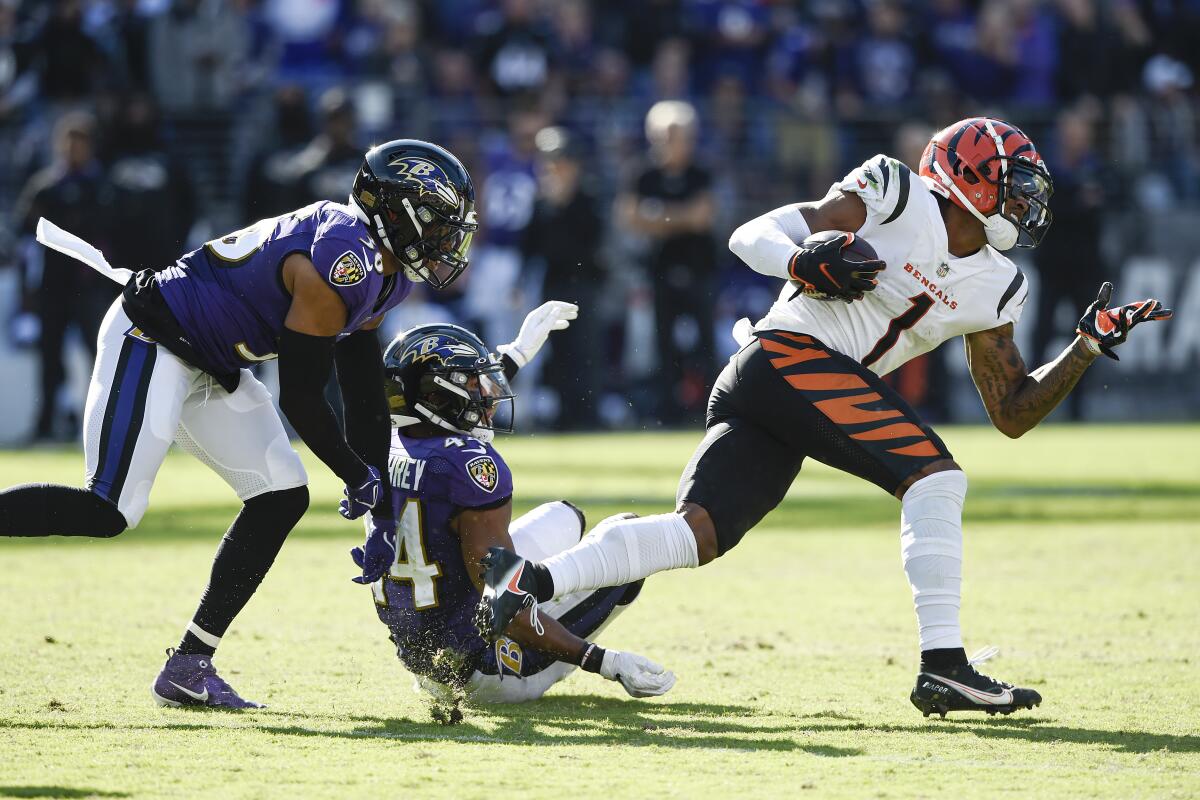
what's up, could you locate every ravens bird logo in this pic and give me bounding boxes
[387,156,461,209]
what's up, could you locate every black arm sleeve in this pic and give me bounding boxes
[501,353,519,383]
[334,329,393,515]
[277,327,367,486]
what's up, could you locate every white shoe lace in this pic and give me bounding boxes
[968,645,999,666]
[966,645,1016,689]
[524,594,544,636]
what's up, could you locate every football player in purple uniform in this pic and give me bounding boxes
[0,140,477,709]
[361,314,674,704]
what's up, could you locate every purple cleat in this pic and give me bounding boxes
[151,648,265,709]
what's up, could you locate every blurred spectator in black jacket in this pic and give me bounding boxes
[1032,107,1106,421]
[13,112,118,441]
[290,87,364,205]
[105,93,195,271]
[241,85,314,220]
[25,0,106,104]
[618,100,715,425]
[474,0,555,101]
[522,126,603,430]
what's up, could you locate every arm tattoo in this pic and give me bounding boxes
[966,325,1097,437]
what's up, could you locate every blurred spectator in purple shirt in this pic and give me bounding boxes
[1008,0,1059,108]
[551,0,599,97]
[683,0,770,89]
[263,0,350,84]
[922,0,1010,102]
[840,0,917,110]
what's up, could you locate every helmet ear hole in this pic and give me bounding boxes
[962,168,980,185]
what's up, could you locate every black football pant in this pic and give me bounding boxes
[677,330,952,555]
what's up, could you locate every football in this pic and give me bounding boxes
[793,229,880,301]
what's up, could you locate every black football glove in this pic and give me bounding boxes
[1076,281,1173,361]
[787,232,885,301]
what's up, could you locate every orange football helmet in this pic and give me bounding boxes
[920,117,1053,249]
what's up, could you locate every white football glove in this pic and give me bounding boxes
[496,300,578,369]
[600,649,676,698]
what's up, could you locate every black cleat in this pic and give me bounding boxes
[911,657,1041,718]
[475,547,540,643]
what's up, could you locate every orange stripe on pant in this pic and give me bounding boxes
[813,392,905,425]
[760,337,830,368]
[775,332,814,345]
[850,422,927,441]
[783,372,870,392]
[886,440,942,457]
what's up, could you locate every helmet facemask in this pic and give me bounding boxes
[387,358,514,441]
[396,201,477,289]
[376,196,477,289]
[997,160,1053,248]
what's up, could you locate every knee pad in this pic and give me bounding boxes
[556,500,586,537]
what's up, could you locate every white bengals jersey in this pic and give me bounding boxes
[754,154,1029,376]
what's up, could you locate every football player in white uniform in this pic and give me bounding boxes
[477,117,1172,717]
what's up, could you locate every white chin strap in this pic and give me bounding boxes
[931,160,1019,251]
[411,402,494,443]
[410,377,495,442]
[397,197,430,283]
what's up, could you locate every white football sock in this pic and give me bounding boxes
[900,470,968,652]
[542,512,699,598]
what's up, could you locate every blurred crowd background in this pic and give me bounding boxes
[1,0,1198,442]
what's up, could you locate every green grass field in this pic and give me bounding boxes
[1,425,1198,799]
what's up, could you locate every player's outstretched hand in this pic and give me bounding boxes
[340,465,383,520]
[789,231,885,301]
[350,512,398,584]
[1077,281,1173,361]
[497,300,579,369]
[600,649,677,698]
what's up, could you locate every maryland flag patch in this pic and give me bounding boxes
[329,250,366,286]
[466,455,499,493]
[495,637,523,677]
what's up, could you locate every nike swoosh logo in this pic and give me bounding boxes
[169,681,209,702]
[359,237,376,250]
[936,676,1013,705]
[505,563,527,595]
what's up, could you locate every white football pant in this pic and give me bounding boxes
[85,300,308,527]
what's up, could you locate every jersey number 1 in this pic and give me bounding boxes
[861,293,935,368]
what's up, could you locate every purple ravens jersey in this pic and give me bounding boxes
[156,201,413,374]
[371,431,514,682]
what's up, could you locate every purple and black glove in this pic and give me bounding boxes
[350,513,398,584]
[340,465,383,520]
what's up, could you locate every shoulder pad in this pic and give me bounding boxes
[838,154,913,227]
[311,213,381,290]
[437,437,513,500]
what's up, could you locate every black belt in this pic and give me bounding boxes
[120,269,242,394]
